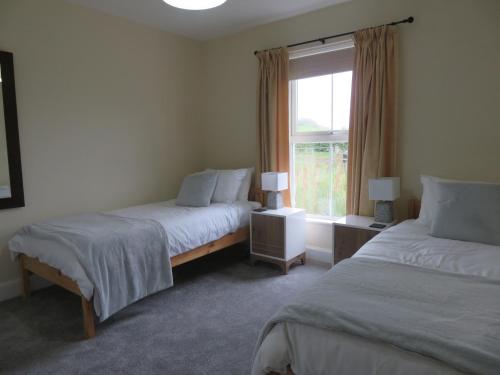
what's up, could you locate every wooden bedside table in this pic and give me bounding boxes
[250,208,306,274]
[333,215,396,264]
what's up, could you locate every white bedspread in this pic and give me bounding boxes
[253,220,500,375]
[10,200,259,302]
[355,219,500,279]
[111,200,258,257]
[10,213,172,321]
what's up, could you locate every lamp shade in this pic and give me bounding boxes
[369,177,400,201]
[261,172,288,192]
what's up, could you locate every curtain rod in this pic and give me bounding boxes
[254,16,414,55]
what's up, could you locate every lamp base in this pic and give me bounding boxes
[375,201,394,223]
[267,191,284,210]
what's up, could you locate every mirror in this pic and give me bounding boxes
[0,51,24,209]
[0,72,11,198]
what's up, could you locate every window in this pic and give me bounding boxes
[289,42,354,218]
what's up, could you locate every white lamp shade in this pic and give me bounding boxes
[369,177,400,201]
[261,172,288,192]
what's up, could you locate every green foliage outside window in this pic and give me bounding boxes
[294,142,348,217]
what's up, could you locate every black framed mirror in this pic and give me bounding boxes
[0,51,24,209]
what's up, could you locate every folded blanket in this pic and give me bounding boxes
[255,258,500,375]
[9,213,172,321]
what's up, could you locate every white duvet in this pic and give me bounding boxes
[253,220,500,375]
[355,219,500,280]
[10,200,259,300]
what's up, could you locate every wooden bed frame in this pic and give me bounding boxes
[19,226,250,339]
[19,188,265,339]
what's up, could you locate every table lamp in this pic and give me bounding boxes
[369,177,400,223]
[261,172,288,210]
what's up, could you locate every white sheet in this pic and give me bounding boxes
[254,220,500,375]
[10,200,259,299]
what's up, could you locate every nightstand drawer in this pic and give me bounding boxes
[334,226,378,264]
[251,214,284,247]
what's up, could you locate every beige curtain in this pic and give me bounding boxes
[256,48,291,206]
[347,26,399,216]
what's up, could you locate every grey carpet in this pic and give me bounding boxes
[0,245,328,375]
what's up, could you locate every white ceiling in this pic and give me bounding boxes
[65,0,350,41]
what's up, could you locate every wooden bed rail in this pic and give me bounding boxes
[19,226,249,339]
[20,254,96,339]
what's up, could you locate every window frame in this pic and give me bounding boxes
[288,40,354,219]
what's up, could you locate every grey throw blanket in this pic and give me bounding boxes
[19,213,172,321]
[257,258,500,375]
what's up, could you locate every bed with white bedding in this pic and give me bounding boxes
[10,200,259,301]
[252,220,500,375]
[9,199,260,337]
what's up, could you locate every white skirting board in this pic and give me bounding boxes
[0,275,52,302]
[305,246,332,266]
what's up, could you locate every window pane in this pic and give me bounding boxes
[332,71,352,131]
[295,75,332,133]
[293,142,348,217]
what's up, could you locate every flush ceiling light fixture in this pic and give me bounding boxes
[163,0,227,10]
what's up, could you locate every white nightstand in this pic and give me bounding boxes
[250,208,306,274]
[333,215,396,264]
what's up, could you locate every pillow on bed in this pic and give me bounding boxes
[176,171,218,207]
[417,175,468,227]
[430,181,500,246]
[416,175,445,227]
[237,167,254,201]
[207,168,249,203]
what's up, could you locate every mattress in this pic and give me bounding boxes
[253,220,500,375]
[10,200,260,299]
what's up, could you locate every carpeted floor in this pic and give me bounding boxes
[0,245,328,375]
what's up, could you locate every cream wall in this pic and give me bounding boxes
[200,0,500,217]
[0,0,202,284]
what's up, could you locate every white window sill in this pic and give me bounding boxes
[306,215,339,225]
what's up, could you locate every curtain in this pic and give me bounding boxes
[256,48,291,206]
[347,26,399,216]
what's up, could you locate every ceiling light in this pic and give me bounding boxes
[163,0,227,10]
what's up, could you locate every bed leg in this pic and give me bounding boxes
[81,297,96,339]
[19,256,31,299]
[283,263,289,275]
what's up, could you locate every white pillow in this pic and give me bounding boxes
[416,175,445,227]
[209,169,248,203]
[431,180,500,246]
[417,175,494,227]
[237,167,254,201]
[176,171,218,207]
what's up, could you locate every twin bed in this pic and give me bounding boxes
[10,199,261,338]
[252,199,500,375]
